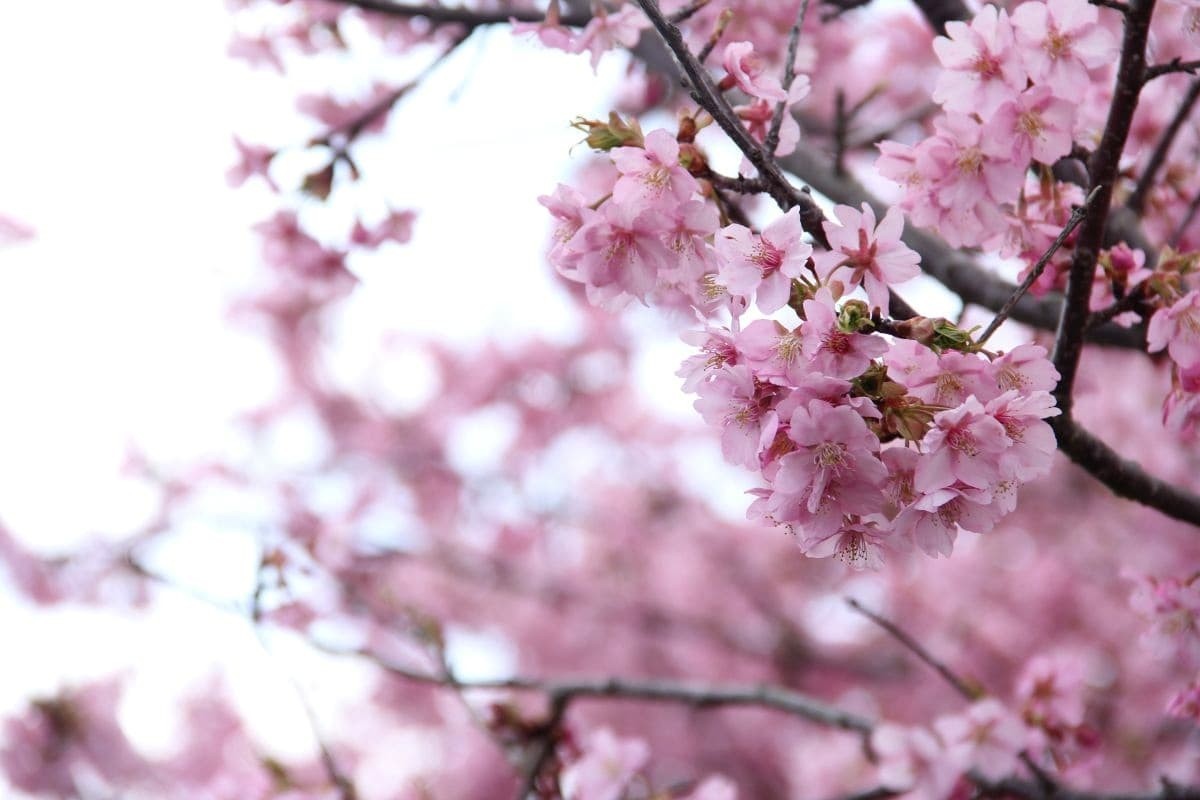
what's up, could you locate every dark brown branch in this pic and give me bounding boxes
[631,0,832,249]
[977,187,1100,345]
[1086,283,1148,327]
[324,644,877,734]
[1090,0,1131,12]
[1051,0,1155,414]
[1051,417,1200,528]
[911,0,970,35]
[1145,58,1200,82]
[1126,79,1200,215]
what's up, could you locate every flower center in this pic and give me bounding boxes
[1044,26,1072,60]
[956,146,984,175]
[947,427,979,456]
[815,441,849,469]
[751,240,784,274]
[1018,110,1045,139]
[821,330,851,355]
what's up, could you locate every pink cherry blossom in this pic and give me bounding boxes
[350,208,415,249]
[694,364,775,468]
[511,0,575,51]
[572,6,646,70]
[813,203,921,313]
[611,129,699,209]
[678,326,738,392]
[1164,362,1200,438]
[983,86,1076,165]
[985,390,1060,481]
[800,289,888,380]
[934,699,1026,780]
[916,396,1011,492]
[563,202,673,306]
[932,5,1027,115]
[768,399,888,542]
[714,208,813,313]
[722,41,787,102]
[988,343,1061,395]
[1011,0,1119,98]
[1148,290,1200,369]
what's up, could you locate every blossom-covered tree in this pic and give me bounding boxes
[5,0,1200,797]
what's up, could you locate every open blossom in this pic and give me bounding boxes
[801,289,888,380]
[985,390,1059,481]
[714,207,813,313]
[1011,0,1118,98]
[983,86,1076,165]
[932,5,1027,115]
[806,517,893,569]
[1164,362,1200,438]
[988,343,1060,394]
[540,184,590,264]
[887,343,994,407]
[934,699,1026,780]
[1016,653,1087,728]
[813,203,921,312]
[897,483,1003,557]
[511,0,574,51]
[563,203,672,306]
[916,396,1010,492]
[873,723,961,799]
[722,41,787,101]
[572,6,645,69]
[678,326,738,392]
[1148,290,1200,369]
[560,729,649,800]
[768,400,888,542]
[611,129,699,209]
[736,319,807,386]
[694,364,775,469]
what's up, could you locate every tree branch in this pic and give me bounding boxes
[1051,0,1155,414]
[1050,416,1200,527]
[765,0,811,156]
[322,0,591,27]
[1144,58,1200,83]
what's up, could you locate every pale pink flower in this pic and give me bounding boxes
[540,183,590,265]
[1168,680,1200,721]
[1129,572,1200,657]
[694,364,775,468]
[1016,653,1087,728]
[735,319,807,386]
[983,86,1076,165]
[226,137,278,191]
[916,396,1011,492]
[573,6,646,70]
[254,211,350,283]
[511,0,574,51]
[560,728,649,800]
[932,5,1027,115]
[934,699,1026,780]
[988,343,1060,395]
[985,390,1060,481]
[897,483,1002,556]
[1164,362,1200,439]
[768,400,887,541]
[805,517,893,569]
[889,344,994,407]
[678,326,738,393]
[813,203,921,312]
[736,97,802,157]
[350,209,415,249]
[564,202,673,306]
[714,208,813,313]
[611,129,699,209]
[873,723,961,798]
[1148,290,1200,369]
[1011,0,1118,98]
[722,41,788,101]
[801,289,888,380]
[296,83,398,133]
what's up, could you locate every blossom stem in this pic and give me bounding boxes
[765,0,812,156]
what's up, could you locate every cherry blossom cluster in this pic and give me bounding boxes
[1147,261,1200,439]
[544,118,1061,569]
[876,0,1118,249]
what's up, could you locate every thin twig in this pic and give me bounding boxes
[322,0,591,27]
[1171,187,1200,247]
[668,0,711,24]
[844,598,978,701]
[976,187,1100,345]
[1145,57,1200,83]
[316,643,877,734]
[765,0,811,156]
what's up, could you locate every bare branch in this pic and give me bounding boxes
[1051,0,1155,414]
[977,187,1100,345]
[1144,57,1200,83]
[1051,417,1200,528]
[845,598,979,701]
[323,0,591,27]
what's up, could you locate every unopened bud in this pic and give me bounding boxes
[838,299,873,333]
[570,111,644,151]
